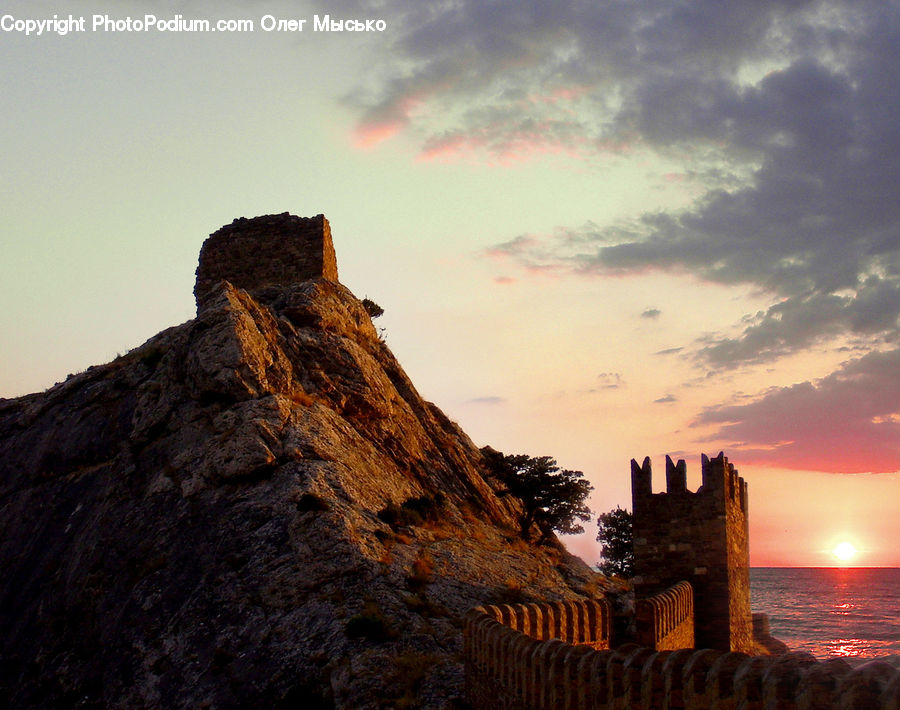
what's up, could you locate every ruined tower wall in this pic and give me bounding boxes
[194,212,338,309]
[631,452,752,652]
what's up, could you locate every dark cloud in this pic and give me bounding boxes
[349,0,899,369]
[693,348,900,472]
[349,1,815,157]
[641,308,661,319]
[655,394,678,404]
[343,0,900,475]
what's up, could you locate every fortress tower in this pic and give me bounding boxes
[194,212,338,309]
[631,452,752,652]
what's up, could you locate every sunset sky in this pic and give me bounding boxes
[2,0,898,567]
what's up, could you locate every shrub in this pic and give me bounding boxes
[296,493,330,513]
[378,493,446,530]
[290,391,316,407]
[345,603,396,643]
[384,652,439,710]
[403,593,449,618]
[402,493,446,522]
[361,297,384,319]
[405,552,434,591]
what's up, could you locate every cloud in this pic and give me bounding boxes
[655,394,678,404]
[594,372,624,390]
[345,0,900,369]
[694,348,900,473]
[641,308,661,319]
[337,0,900,479]
[467,396,506,405]
[335,0,900,478]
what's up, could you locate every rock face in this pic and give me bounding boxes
[0,215,614,710]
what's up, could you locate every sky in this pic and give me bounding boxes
[2,0,898,567]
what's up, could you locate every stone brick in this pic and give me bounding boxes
[194,212,338,309]
[632,452,753,652]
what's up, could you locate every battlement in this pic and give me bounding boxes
[632,452,752,652]
[471,600,612,649]
[464,608,900,710]
[635,581,694,651]
[631,452,747,514]
[194,212,339,309]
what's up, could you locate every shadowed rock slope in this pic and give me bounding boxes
[0,215,617,710]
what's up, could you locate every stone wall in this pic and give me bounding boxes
[464,601,612,710]
[194,212,339,309]
[635,581,694,651]
[464,608,900,710]
[471,600,613,649]
[632,452,753,652]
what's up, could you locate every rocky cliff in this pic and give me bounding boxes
[0,214,615,709]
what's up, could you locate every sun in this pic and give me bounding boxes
[832,541,858,563]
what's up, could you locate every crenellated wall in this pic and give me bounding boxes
[632,452,752,652]
[464,601,612,710]
[472,600,613,648]
[635,581,694,651]
[464,607,900,709]
[464,450,900,707]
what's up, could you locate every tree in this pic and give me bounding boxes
[361,297,384,319]
[482,447,593,544]
[596,507,633,577]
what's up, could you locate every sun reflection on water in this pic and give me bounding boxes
[826,638,872,658]
[751,568,900,664]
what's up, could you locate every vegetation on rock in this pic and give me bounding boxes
[481,447,592,544]
[377,493,446,529]
[344,602,397,643]
[361,297,384,319]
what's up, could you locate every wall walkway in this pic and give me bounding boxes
[465,602,900,710]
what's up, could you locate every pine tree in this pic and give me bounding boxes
[596,506,633,577]
[482,447,592,544]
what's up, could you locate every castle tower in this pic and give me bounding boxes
[194,212,339,309]
[631,452,752,652]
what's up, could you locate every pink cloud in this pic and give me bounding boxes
[695,349,900,473]
[353,94,425,149]
[416,134,483,163]
[417,118,598,165]
[484,234,541,259]
[354,120,406,149]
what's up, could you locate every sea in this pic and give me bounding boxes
[751,567,900,666]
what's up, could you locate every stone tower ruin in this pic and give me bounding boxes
[194,212,338,309]
[631,452,752,652]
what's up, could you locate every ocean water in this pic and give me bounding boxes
[751,567,900,666]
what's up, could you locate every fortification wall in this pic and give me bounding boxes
[472,600,613,648]
[635,581,694,651]
[194,212,339,309]
[632,452,752,652]
[464,607,900,709]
